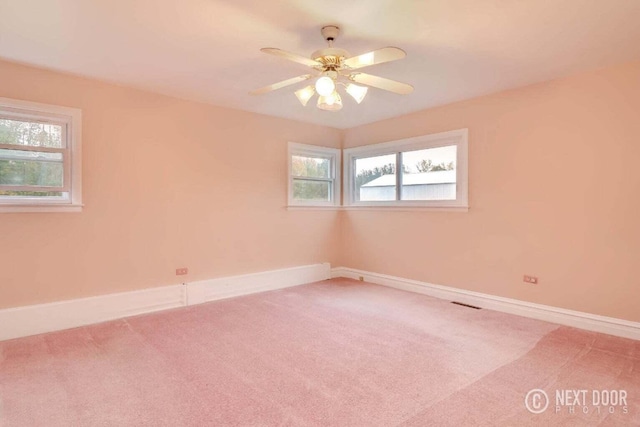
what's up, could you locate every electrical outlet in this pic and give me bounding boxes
[523,275,538,284]
[176,268,188,276]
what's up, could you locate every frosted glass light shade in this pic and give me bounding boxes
[295,86,315,106]
[315,76,336,97]
[317,91,342,111]
[345,83,368,104]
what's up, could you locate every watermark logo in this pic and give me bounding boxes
[525,389,549,414]
[525,389,629,415]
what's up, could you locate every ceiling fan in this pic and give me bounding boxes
[249,25,413,111]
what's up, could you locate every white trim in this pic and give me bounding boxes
[286,206,469,212]
[0,285,185,342]
[288,142,341,207]
[188,263,330,305]
[0,263,330,341]
[331,267,640,340]
[0,97,82,213]
[286,206,342,211]
[341,206,469,213]
[0,143,66,154]
[343,129,468,155]
[343,129,468,209]
[0,204,83,213]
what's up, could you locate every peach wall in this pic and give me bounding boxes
[0,60,341,309]
[341,61,640,322]
[2,57,639,324]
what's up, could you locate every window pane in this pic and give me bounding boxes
[355,154,396,201]
[401,145,457,201]
[292,155,330,179]
[0,149,64,187]
[0,118,63,148]
[293,179,330,201]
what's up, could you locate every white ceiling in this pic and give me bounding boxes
[1,0,639,129]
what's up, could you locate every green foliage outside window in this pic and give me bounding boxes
[292,156,331,201]
[0,119,64,197]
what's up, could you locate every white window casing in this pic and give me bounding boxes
[343,129,468,210]
[288,142,341,208]
[0,97,82,213]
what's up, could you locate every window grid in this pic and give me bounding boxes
[288,142,341,207]
[0,97,82,212]
[343,129,468,209]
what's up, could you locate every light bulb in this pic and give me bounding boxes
[345,83,368,104]
[294,86,315,106]
[317,91,342,111]
[315,76,336,97]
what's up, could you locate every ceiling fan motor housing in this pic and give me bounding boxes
[311,48,350,69]
[321,25,340,42]
[313,25,349,71]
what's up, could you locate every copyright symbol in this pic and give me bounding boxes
[525,389,549,414]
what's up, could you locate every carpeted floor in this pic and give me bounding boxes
[0,278,638,426]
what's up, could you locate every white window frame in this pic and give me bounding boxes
[0,97,82,213]
[343,129,468,210]
[288,142,341,208]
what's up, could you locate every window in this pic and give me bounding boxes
[288,142,340,207]
[0,98,82,212]
[343,129,468,209]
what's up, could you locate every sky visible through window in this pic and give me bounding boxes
[355,145,457,174]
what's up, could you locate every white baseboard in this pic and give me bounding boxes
[7,263,634,342]
[332,267,640,341]
[0,263,330,341]
[0,284,185,342]
[187,263,331,305]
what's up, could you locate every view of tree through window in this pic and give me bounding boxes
[0,118,65,197]
[0,118,63,148]
[402,146,456,174]
[291,155,331,201]
[354,154,396,201]
[355,146,457,202]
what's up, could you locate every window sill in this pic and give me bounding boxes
[0,204,84,213]
[286,205,468,212]
[342,205,469,212]
[286,205,341,211]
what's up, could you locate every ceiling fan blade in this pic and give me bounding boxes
[249,74,313,95]
[343,47,406,70]
[350,73,413,95]
[261,48,322,68]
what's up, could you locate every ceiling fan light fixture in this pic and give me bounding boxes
[251,25,412,112]
[345,83,368,104]
[295,85,315,106]
[317,91,342,111]
[315,76,335,97]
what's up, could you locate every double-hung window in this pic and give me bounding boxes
[343,129,468,209]
[0,98,82,212]
[288,142,340,207]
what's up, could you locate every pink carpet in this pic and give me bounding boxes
[1,278,638,426]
